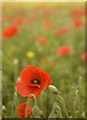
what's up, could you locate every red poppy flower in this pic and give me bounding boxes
[82,52,87,63]
[74,20,84,28]
[2,25,19,39]
[38,37,48,44]
[16,66,52,97]
[56,27,70,35]
[17,102,32,118]
[13,12,25,26]
[72,9,85,19]
[44,11,50,20]
[14,17,24,26]
[56,46,73,56]
[43,21,53,29]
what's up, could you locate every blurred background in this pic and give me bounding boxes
[2,2,85,118]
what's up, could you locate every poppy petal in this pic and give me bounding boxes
[20,66,41,85]
[16,81,32,97]
[41,71,52,90]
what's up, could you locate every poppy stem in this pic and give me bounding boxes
[48,85,69,118]
[10,88,18,118]
[29,94,37,106]
[49,103,63,118]
[73,90,79,118]
[56,94,69,118]
[25,97,30,118]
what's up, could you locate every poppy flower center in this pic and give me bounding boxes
[31,79,40,84]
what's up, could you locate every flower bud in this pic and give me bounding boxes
[39,110,44,118]
[14,92,17,96]
[82,112,85,118]
[17,77,20,82]
[48,85,58,94]
[13,58,18,65]
[2,105,6,112]
[76,90,79,95]
[32,105,40,118]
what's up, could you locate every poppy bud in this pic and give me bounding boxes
[76,90,79,95]
[29,94,42,118]
[2,105,6,112]
[49,103,63,118]
[48,85,58,94]
[14,92,17,97]
[82,112,85,118]
[32,105,41,118]
[13,58,18,65]
[55,106,63,118]
[17,77,20,82]
[39,110,44,118]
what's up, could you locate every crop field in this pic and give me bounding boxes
[2,2,86,118]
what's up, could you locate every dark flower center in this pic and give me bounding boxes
[31,79,40,84]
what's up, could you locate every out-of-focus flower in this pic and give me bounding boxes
[2,25,19,39]
[44,11,50,20]
[26,51,35,58]
[14,17,24,26]
[72,8,85,19]
[42,56,49,63]
[56,27,70,35]
[16,66,52,97]
[43,21,53,29]
[17,102,32,118]
[56,46,73,56]
[13,58,19,65]
[38,37,48,44]
[82,52,87,63]
[71,8,85,28]
[48,85,58,94]
[74,20,84,28]
[13,12,25,26]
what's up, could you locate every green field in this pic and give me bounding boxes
[2,2,85,118]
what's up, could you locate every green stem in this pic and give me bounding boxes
[56,94,69,118]
[29,94,37,106]
[25,97,30,118]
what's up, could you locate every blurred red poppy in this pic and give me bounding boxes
[72,8,85,19]
[44,11,50,20]
[71,8,84,28]
[43,21,53,29]
[74,20,84,28]
[17,102,32,118]
[14,16,24,26]
[56,27,70,35]
[56,46,73,56]
[82,52,87,63]
[16,66,52,97]
[38,37,48,44]
[2,25,19,39]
